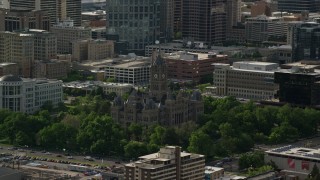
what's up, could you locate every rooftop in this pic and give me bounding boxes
[166,52,227,61]
[266,145,320,161]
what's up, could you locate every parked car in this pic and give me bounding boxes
[84,156,94,161]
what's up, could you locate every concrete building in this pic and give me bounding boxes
[265,145,320,179]
[205,166,224,180]
[274,66,320,105]
[160,0,174,41]
[173,0,182,34]
[106,0,160,54]
[91,27,106,39]
[213,61,279,100]
[125,146,205,180]
[226,0,241,32]
[88,39,114,60]
[111,52,204,127]
[165,52,228,83]
[104,57,151,85]
[0,8,50,31]
[82,10,106,28]
[245,15,284,43]
[33,59,69,79]
[0,63,19,76]
[72,39,114,61]
[0,75,63,114]
[51,19,91,54]
[9,0,82,26]
[182,0,226,45]
[0,31,34,77]
[25,29,57,61]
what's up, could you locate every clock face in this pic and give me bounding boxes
[162,74,165,79]
[154,74,158,78]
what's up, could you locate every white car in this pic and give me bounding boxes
[45,152,51,155]
[67,156,73,159]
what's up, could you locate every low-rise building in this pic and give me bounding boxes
[213,61,279,100]
[205,166,224,180]
[265,145,320,179]
[0,75,63,114]
[0,63,19,76]
[72,39,114,61]
[125,146,205,180]
[274,66,320,105]
[33,60,70,79]
[165,52,228,83]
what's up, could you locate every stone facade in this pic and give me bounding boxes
[111,52,204,127]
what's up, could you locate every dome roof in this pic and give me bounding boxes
[0,75,22,82]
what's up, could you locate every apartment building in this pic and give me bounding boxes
[0,8,50,31]
[165,52,228,83]
[106,0,160,53]
[51,20,91,54]
[0,75,63,114]
[0,31,34,78]
[125,146,205,180]
[213,61,279,100]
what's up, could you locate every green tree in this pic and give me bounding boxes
[238,151,265,170]
[124,141,148,159]
[188,130,214,157]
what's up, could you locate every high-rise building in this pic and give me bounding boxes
[51,19,91,54]
[291,22,320,61]
[9,0,82,26]
[160,0,174,41]
[125,146,205,180]
[278,0,320,13]
[0,31,34,77]
[106,0,160,54]
[181,0,227,45]
[226,0,240,30]
[173,0,183,34]
[0,8,50,31]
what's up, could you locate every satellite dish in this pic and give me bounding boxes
[155,40,160,45]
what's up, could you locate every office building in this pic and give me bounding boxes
[51,20,91,54]
[111,52,204,127]
[160,0,174,41]
[72,39,114,61]
[0,8,50,31]
[0,31,34,77]
[91,27,106,39]
[0,63,19,76]
[182,0,227,45]
[106,0,160,54]
[165,52,228,83]
[0,75,63,114]
[265,145,320,179]
[245,15,284,43]
[251,1,271,17]
[213,62,279,100]
[10,0,82,26]
[173,0,182,34]
[274,66,320,105]
[25,29,57,61]
[125,146,205,180]
[205,166,224,180]
[33,59,69,79]
[226,0,241,32]
[278,0,320,13]
[82,10,106,28]
[291,22,320,61]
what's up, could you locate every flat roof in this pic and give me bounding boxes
[266,145,320,161]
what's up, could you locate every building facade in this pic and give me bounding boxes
[213,61,279,100]
[0,63,19,77]
[0,31,34,77]
[33,59,69,79]
[51,20,91,54]
[9,0,82,26]
[274,68,320,106]
[125,146,205,180]
[111,52,204,127]
[0,8,50,31]
[0,75,63,114]
[278,0,320,13]
[165,52,228,83]
[106,0,160,54]
[88,39,114,60]
[182,0,227,45]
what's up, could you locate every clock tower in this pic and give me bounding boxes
[150,51,168,102]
